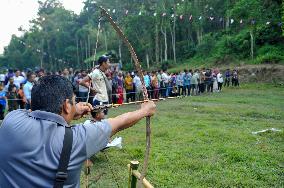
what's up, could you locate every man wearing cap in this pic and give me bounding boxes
[80,56,111,112]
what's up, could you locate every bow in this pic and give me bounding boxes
[98,6,151,184]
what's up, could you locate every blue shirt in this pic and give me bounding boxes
[0,110,112,187]
[144,75,151,88]
[0,91,6,107]
[23,81,33,101]
[183,73,191,86]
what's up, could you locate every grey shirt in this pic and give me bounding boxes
[0,110,112,187]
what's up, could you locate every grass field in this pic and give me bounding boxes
[80,84,284,188]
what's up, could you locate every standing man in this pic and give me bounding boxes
[0,75,156,187]
[13,70,26,88]
[23,72,36,110]
[125,72,133,103]
[133,72,143,101]
[80,56,110,112]
[224,69,231,87]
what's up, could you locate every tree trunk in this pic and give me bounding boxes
[88,35,91,58]
[250,30,254,60]
[76,37,80,66]
[161,26,168,62]
[155,24,159,64]
[104,30,108,51]
[146,53,150,69]
[170,16,177,64]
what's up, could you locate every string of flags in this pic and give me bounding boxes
[104,8,282,27]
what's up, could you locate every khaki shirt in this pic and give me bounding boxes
[88,69,108,102]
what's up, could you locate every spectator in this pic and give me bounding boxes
[177,71,184,96]
[23,72,36,110]
[17,83,26,109]
[13,70,25,88]
[205,69,213,93]
[232,70,239,87]
[78,71,89,102]
[0,85,7,120]
[7,85,18,112]
[161,69,169,97]
[116,72,124,104]
[183,69,191,96]
[224,69,231,87]
[0,71,5,85]
[133,72,143,101]
[111,72,119,104]
[191,70,199,96]
[151,71,159,99]
[125,72,133,103]
[4,69,14,86]
[144,71,151,99]
[217,72,224,91]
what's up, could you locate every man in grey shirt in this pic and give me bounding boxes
[0,75,156,187]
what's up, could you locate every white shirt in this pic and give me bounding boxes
[133,76,142,90]
[161,73,170,84]
[0,74,5,82]
[217,73,224,83]
[88,69,108,102]
[13,76,25,88]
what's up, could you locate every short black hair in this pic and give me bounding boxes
[31,75,74,114]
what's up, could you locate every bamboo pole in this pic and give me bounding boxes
[128,161,154,188]
[129,161,139,188]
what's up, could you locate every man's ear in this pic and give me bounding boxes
[62,99,71,114]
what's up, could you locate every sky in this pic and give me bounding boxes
[0,0,84,54]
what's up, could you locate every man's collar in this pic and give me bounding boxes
[29,110,69,127]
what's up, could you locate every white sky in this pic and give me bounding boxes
[0,0,84,54]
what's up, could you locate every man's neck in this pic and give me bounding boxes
[99,66,105,72]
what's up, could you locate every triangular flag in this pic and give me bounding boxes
[230,19,234,24]
[240,19,243,24]
[199,16,202,20]
[139,11,142,16]
[189,15,193,21]
[107,9,111,12]
[162,13,166,17]
[209,17,214,21]
[112,9,116,13]
[266,21,270,25]
[171,14,175,18]
[125,10,129,15]
[154,13,157,17]
[179,15,183,20]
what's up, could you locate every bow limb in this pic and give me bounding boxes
[98,6,151,183]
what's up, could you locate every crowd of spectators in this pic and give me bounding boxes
[0,67,239,120]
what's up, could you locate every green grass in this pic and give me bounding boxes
[80,84,284,187]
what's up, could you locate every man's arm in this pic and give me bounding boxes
[79,76,91,88]
[108,101,156,136]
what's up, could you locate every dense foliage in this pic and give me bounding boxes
[0,0,283,70]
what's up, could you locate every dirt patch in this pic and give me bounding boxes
[219,64,284,84]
